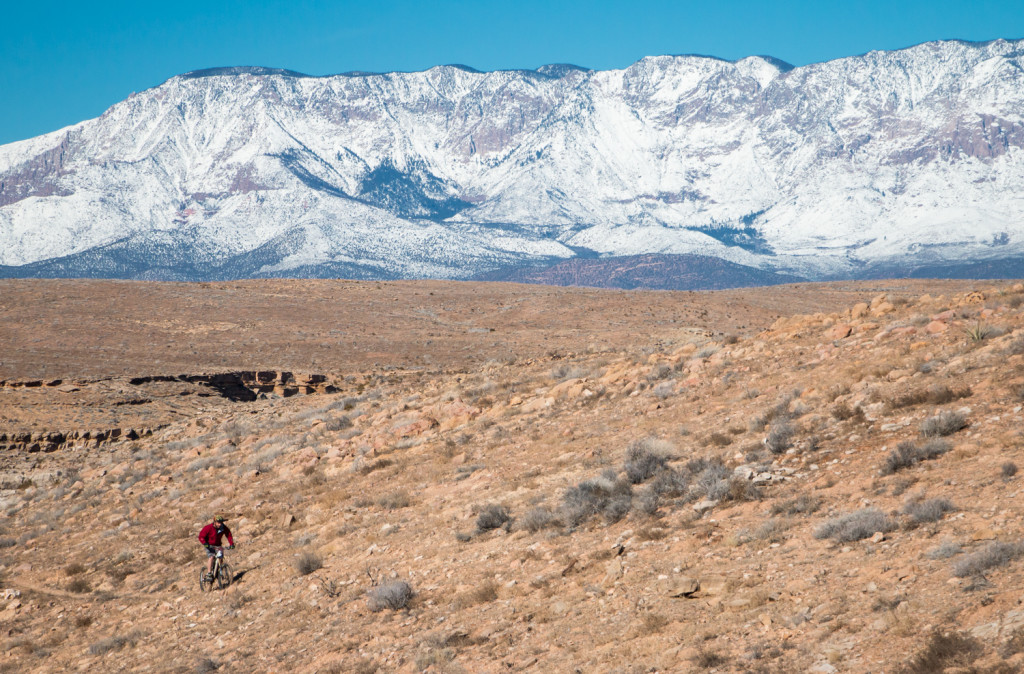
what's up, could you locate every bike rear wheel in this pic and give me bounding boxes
[217,562,232,589]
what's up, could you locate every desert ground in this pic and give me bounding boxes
[2,277,1024,672]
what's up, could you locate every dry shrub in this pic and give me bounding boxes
[890,477,916,496]
[64,562,86,576]
[649,468,689,498]
[689,457,731,501]
[519,506,557,533]
[750,393,797,430]
[902,630,983,674]
[67,577,92,594]
[323,416,353,432]
[295,551,323,576]
[707,432,733,447]
[4,637,37,655]
[351,660,381,674]
[359,458,393,475]
[871,594,906,612]
[693,649,729,669]
[636,525,669,541]
[1005,335,1024,355]
[813,508,896,543]
[952,541,1024,578]
[727,477,762,502]
[765,420,795,454]
[831,402,865,421]
[377,490,411,509]
[770,493,821,516]
[881,439,951,475]
[886,384,971,410]
[1001,627,1024,658]
[1002,462,1018,478]
[106,565,135,585]
[414,648,456,672]
[89,630,143,655]
[551,363,594,382]
[633,612,669,636]
[634,487,660,516]
[740,518,790,545]
[560,472,633,527]
[623,439,671,483]
[694,345,719,360]
[901,497,956,524]
[453,580,498,609]
[927,540,962,560]
[920,410,968,437]
[229,593,255,609]
[475,503,511,532]
[367,581,414,612]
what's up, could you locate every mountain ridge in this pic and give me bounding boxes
[2,38,1024,283]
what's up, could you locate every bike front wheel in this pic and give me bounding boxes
[217,563,232,589]
[199,567,213,592]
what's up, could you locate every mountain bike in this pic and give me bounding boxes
[199,547,232,591]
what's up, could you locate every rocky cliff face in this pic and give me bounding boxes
[1,39,1024,282]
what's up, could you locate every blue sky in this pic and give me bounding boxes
[3,0,1023,145]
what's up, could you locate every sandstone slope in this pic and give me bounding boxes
[3,281,1024,672]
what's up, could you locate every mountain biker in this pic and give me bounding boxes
[198,515,235,582]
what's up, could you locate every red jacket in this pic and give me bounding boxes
[198,522,234,547]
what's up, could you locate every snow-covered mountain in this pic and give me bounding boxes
[2,39,1024,282]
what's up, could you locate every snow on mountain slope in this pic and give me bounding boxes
[1,39,1023,281]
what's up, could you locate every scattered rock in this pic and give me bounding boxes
[602,558,624,587]
[693,499,718,514]
[790,607,813,626]
[664,577,700,597]
[972,528,997,541]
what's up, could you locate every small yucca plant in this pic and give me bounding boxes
[965,321,993,342]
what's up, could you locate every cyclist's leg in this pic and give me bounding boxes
[205,545,216,575]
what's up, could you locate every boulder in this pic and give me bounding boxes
[664,577,700,597]
[521,397,554,413]
[827,324,853,340]
[394,416,438,437]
